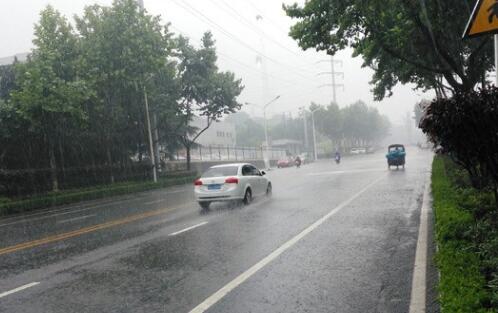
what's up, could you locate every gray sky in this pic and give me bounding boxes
[0,0,432,125]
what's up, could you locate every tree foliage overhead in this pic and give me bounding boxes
[284,0,493,100]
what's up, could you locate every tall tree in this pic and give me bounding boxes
[284,0,493,100]
[11,6,89,191]
[176,32,244,169]
[312,100,390,150]
[311,102,342,146]
[75,0,173,181]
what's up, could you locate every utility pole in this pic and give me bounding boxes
[310,108,319,161]
[136,0,157,182]
[317,57,344,104]
[299,107,309,152]
[495,34,498,86]
[144,86,157,183]
[153,113,161,173]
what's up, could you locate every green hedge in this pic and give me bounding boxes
[432,157,496,312]
[0,172,197,216]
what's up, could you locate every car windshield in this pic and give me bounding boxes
[202,166,239,178]
[389,146,404,152]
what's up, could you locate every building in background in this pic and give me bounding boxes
[189,116,236,147]
[263,138,303,156]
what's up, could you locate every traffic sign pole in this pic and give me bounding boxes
[495,34,498,86]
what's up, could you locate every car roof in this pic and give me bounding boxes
[388,144,405,148]
[209,163,251,168]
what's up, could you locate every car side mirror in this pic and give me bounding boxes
[261,171,266,176]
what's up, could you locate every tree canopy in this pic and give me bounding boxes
[284,0,493,100]
[312,101,390,150]
[0,0,243,196]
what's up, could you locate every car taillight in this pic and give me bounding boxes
[225,177,239,184]
[194,179,203,186]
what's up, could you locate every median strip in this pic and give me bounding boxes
[0,206,182,256]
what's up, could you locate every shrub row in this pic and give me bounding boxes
[0,163,158,198]
[432,156,498,312]
[0,171,197,216]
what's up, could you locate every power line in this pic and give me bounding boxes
[245,0,290,35]
[167,0,316,80]
[213,0,306,60]
[169,24,314,88]
[169,22,325,105]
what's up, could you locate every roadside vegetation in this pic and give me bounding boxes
[432,157,497,312]
[0,171,197,216]
[420,87,498,311]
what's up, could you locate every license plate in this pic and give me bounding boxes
[208,184,222,190]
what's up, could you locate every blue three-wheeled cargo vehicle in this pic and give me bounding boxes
[386,144,406,169]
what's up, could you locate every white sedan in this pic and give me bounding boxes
[194,163,272,210]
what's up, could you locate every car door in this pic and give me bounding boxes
[249,165,265,196]
[241,165,253,194]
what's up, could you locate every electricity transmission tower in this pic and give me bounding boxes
[317,56,344,104]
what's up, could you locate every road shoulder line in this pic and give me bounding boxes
[188,175,385,313]
[409,175,431,313]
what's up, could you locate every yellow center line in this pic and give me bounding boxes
[0,206,181,256]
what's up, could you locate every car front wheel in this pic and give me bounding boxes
[242,189,252,205]
[266,183,272,197]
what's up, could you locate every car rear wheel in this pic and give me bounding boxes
[242,189,252,205]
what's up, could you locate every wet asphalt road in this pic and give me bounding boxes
[0,147,433,313]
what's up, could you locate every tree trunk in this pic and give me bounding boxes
[186,145,191,171]
[49,142,59,192]
[106,143,114,184]
[58,137,65,186]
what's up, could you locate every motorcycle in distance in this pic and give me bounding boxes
[295,155,302,168]
[334,152,341,164]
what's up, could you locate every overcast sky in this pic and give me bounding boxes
[0,0,432,125]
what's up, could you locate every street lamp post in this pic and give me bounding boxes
[310,108,320,161]
[245,95,281,169]
[300,107,319,161]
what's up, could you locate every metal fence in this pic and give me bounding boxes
[174,145,287,162]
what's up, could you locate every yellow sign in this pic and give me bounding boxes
[463,0,498,38]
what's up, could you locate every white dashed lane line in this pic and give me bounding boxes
[56,214,96,224]
[0,282,40,299]
[169,222,208,236]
